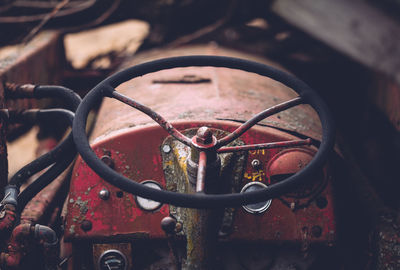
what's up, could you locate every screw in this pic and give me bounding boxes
[99,188,110,200]
[251,159,261,169]
[80,220,92,231]
[101,155,114,169]
[196,126,213,144]
[162,144,171,153]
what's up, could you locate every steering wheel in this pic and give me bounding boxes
[72,55,335,209]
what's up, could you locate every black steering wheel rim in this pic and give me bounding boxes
[72,55,335,209]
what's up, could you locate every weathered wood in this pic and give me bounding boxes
[272,0,400,84]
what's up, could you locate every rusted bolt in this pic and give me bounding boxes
[101,155,114,168]
[161,216,176,234]
[251,159,261,169]
[162,144,171,153]
[80,220,92,232]
[99,188,110,200]
[196,126,213,144]
[311,225,322,238]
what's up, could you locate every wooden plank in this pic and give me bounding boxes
[272,0,400,84]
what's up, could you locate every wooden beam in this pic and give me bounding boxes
[272,0,400,84]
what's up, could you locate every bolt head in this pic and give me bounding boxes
[196,126,213,144]
[251,159,261,169]
[99,188,110,200]
[161,216,177,234]
[162,144,171,153]
[80,220,92,231]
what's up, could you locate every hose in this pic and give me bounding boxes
[8,109,75,189]
[16,110,75,212]
[7,85,80,189]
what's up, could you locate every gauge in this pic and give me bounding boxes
[135,180,163,211]
[98,249,127,270]
[240,182,272,214]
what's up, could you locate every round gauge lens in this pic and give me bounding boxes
[135,180,163,211]
[98,249,127,270]
[240,182,272,214]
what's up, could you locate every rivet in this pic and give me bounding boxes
[99,188,110,200]
[80,220,92,231]
[162,144,171,153]
[251,159,261,169]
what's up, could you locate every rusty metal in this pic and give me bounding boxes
[0,223,32,269]
[80,220,92,231]
[112,90,192,146]
[195,126,213,144]
[161,217,181,269]
[65,45,335,269]
[0,204,17,240]
[161,216,176,234]
[196,151,207,193]
[218,138,312,153]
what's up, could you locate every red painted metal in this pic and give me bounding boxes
[0,205,17,240]
[65,45,334,246]
[65,120,335,244]
[89,45,322,144]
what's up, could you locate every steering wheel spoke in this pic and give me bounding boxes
[111,90,192,146]
[216,96,304,147]
[217,138,312,153]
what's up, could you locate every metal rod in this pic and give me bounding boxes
[112,91,192,146]
[216,97,303,147]
[196,152,207,193]
[217,138,312,153]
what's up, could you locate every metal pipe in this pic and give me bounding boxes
[112,91,192,146]
[217,138,312,153]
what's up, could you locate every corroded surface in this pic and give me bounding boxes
[66,121,335,246]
